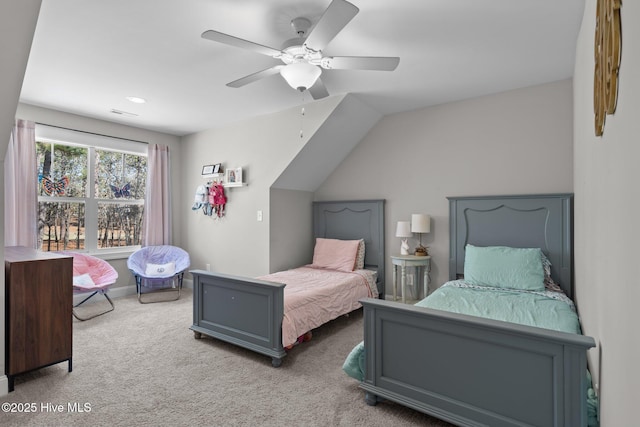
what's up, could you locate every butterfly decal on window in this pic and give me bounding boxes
[42,176,70,196]
[110,182,131,198]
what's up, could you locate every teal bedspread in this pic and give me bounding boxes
[342,280,598,425]
[414,280,581,334]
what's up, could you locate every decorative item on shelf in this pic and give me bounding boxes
[411,213,431,256]
[201,163,221,176]
[395,221,412,255]
[225,167,243,186]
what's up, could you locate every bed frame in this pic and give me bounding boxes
[360,194,596,427]
[190,199,385,367]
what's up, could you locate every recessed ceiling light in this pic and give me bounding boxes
[125,96,146,104]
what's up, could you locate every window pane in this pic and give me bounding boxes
[36,142,87,197]
[95,150,147,200]
[38,201,85,251]
[97,203,144,248]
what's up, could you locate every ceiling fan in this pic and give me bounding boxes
[201,0,400,99]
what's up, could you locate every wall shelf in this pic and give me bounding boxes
[202,173,247,188]
[223,182,247,188]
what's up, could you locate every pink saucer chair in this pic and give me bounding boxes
[60,251,119,320]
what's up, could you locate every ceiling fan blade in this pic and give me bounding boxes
[308,78,330,100]
[227,66,284,88]
[323,56,400,71]
[303,0,359,53]
[202,30,282,57]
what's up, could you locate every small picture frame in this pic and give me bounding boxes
[225,167,242,184]
[212,163,221,174]
[201,164,214,175]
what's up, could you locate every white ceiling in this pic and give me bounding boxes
[20,0,586,137]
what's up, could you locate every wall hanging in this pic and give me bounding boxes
[594,0,622,137]
[192,182,226,218]
[194,164,246,218]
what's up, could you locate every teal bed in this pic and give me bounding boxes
[345,194,598,427]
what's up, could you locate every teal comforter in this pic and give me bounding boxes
[342,280,598,425]
[414,280,581,334]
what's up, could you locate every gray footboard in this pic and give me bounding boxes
[360,299,596,427]
[190,270,287,367]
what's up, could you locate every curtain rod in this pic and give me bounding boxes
[35,122,149,145]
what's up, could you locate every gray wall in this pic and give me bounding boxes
[573,1,639,425]
[269,188,314,273]
[179,96,343,278]
[314,79,574,293]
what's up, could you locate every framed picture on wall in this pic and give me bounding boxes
[202,164,214,175]
[225,167,242,184]
[212,163,221,174]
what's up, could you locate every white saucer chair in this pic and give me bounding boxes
[127,245,190,303]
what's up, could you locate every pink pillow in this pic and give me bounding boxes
[311,238,360,272]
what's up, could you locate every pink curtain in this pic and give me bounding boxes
[4,119,38,248]
[143,143,171,246]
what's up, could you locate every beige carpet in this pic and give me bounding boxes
[0,289,453,427]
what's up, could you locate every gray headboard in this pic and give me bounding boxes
[448,194,573,299]
[312,200,385,298]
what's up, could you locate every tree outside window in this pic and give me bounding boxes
[36,141,147,252]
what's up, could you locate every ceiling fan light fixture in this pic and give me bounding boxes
[280,62,321,92]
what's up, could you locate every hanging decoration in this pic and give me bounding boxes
[208,183,227,218]
[42,176,69,196]
[299,90,307,139]
[191,182,227,218]
[110,182,131,198]
[593,0,622,137]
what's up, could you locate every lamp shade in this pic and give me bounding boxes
[395,221,412,238]
[280,62,322,91]
[411,214,431,233]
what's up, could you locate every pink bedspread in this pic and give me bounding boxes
[258,266,377,347]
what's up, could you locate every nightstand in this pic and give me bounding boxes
[391,255,431,303]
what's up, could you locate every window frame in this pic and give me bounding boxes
[36,125,147,256]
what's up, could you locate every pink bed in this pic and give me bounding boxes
[258,266,377,347]
[190,200,386,367]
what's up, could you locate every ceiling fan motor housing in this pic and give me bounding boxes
[291,17,312,37]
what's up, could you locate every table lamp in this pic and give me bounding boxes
[395,221,412,255]
[411,214,431,256]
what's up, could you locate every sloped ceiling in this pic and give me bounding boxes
[272,94,381,191]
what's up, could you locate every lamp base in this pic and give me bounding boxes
[414,246,428,256]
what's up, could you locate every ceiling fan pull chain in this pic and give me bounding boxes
[300,92,306,138]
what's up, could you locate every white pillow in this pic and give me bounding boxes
[73,273,96,287]
[145,261,176,277]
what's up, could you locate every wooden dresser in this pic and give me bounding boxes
[5,246,73,391]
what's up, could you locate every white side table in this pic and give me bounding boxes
[391,255,431,303]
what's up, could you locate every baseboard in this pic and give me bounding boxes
[73,279,194,305]
[0,374,9,397]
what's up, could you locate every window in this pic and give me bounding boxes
[36,125,147,252]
